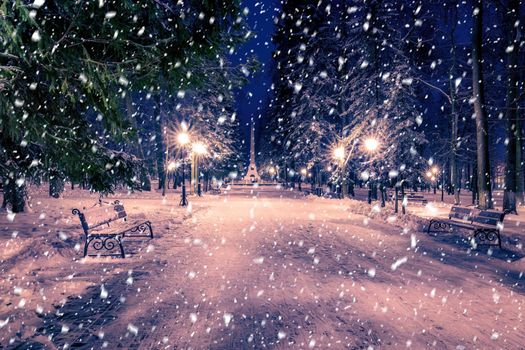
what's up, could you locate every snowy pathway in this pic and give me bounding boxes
[2,187,525,349]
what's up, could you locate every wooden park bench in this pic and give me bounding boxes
[310,187,323,197]
[404,193,428,205]
[72,200,153,258]
[388,190,428,205]
[427,206,508,248]
[210,185,221,195]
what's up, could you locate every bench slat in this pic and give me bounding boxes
[471,217,500,226]
[449,206,473,221]
[82,204,127,229]
[477,210,504,219]
[428,206,506,248]
[471,210,504,227]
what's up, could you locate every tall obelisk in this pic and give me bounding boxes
[244,121,260,182]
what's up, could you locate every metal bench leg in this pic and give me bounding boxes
[84,236,93,257]
[473,229,502,248]
[117,236,125,258]
[427,219,435,234]
[427,220,451,235]
[145,221,153,238]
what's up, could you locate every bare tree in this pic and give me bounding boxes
[472,0,493,209]
[503,0,521,213]
[448,1,461,204]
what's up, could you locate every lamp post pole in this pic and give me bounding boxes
[367,176,372,204]
[394,178,399,213]
[197,156,202,197]
[176,130,195,206]
[363,137,380,204]
[162,128,168,196]
[441,169,445,202]
[339,161,345,199]
[180,154,188,206]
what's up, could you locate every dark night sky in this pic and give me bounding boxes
[231,0,279,163]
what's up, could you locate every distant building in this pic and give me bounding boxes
[243,122,261,182]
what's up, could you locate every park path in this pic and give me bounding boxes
[3,187,525,349]
[88,188,525,349]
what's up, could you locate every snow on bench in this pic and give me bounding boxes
[426,205,508,248]
[72,200,153,258]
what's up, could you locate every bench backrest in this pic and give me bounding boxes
[72,201,127,232]
[471,210,505,227]
[449,206,473,221]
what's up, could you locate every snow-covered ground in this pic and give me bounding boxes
[1,185,525,349]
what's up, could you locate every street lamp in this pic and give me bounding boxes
[299,167,307,191]
[363,137,380,204]
[178,131,190,206]
[167,161,177,172]
[192,142,207,196]
[364,137,380,153]
[333,146,345,162]
[440,168,445,202]
[332,146,346,198]
[192,142,207,155]
[269,166,276,182]
[166,161,179,191]
[177,132,190,146]
[430,166,439,194]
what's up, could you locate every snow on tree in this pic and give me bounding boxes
[261,0,427,188]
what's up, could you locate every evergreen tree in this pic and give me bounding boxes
[0,0,245,211]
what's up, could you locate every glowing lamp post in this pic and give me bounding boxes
[333,146,346,198]
[269,167,276,182]
[192,142,207,196]
[178,131,190,206]
[333,146,345,162]
[364,137,379,153]
[299,167,307,191]
[363,137,380,204]
[440,168,445,202]
[428,166,439,195]
[167,161,177,172]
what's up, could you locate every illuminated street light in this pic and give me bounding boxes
[364,137,380,153]
[298,167,307,192]
[363,137,380,204]
[177,132,190,146]
[192,142,207,155]
[177,131,190,206]
[167,161,177,172]
[427,166,440,195]
[333,146,345,161]
[268,167,276,182]
[332,146,346,198]
[191,142,207,196]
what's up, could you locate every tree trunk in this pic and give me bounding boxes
[517,116,524,203]
[472,162,478,205]
[49,171,64,198]
[472,0,492,209]
[503,0,521,213]
[2,176,27,213]
[154,95,165,191]
[447,1,460,205]
[126,94,151,191]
